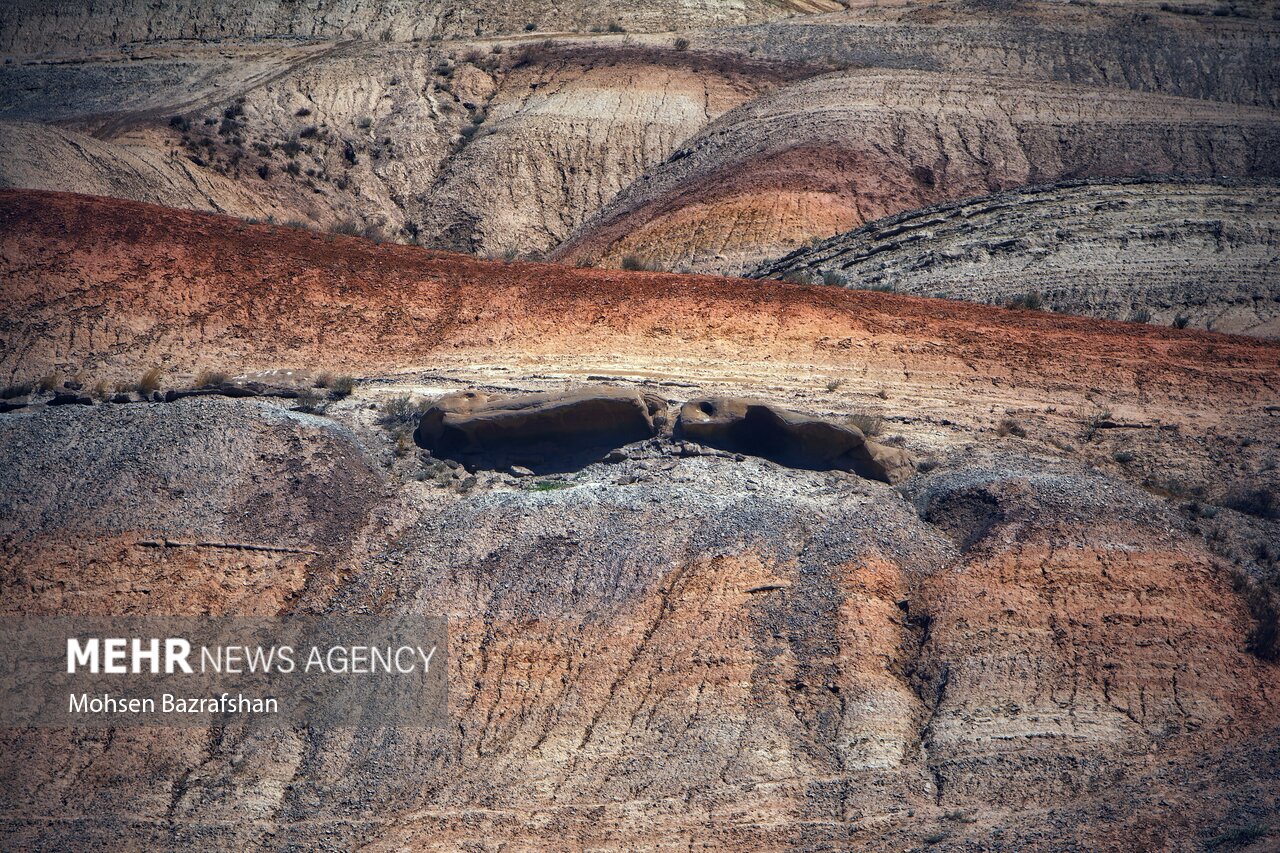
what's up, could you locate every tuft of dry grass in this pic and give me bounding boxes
[195,369,228,388]
[331,375,356,397]
[136,368,164,394]
[996,418,1026,438]
[848,413,883,436]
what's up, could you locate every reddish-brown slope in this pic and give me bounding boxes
[2,189,1278,421]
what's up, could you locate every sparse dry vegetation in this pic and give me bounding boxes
[621,254,653,272]
[1,382,33,399]
[194,369,228,388]
[331,375,356,397]
[377,394,430,430]
[1007,291,1044,310]
[996,418,1027,438]
[848,413,883,436]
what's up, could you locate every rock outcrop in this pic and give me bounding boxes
[6,189,1279,443]
[553,70,1280,274]
[750,179,1280,338]
[0,43,808,251]
[0,187,1278,850]
[415,47,803,257]
[677,396,916,483]
[0,397,380,616]
[415,387,668,471]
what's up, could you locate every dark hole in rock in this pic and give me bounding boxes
[415,388,667,475]
[923,488,1004,552]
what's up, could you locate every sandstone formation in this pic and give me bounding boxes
[553,70,1280,274]
[751,179,1280,338]
[677,396,916,483]
[7,190,1280,432]
[0,42,808,249]
[415,387,668,471]
[1,189,1278,852]
[0,397,380,616]
[1,0,1279,845]
[414,47,805,256]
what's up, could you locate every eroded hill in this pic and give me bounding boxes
[2,1,1277,267]
[750,179,1280,337]
[553,70,1280,274]
[0,189,1278,851]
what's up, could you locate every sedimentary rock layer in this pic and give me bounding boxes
[5,189,1278,421]
[5,2,1276,262]
[698,1,1280,109]
[0,43,803,252]
[553,70,1280,274]
[750,180,1280,338]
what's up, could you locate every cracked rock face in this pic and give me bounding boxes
[750,179,1280,338]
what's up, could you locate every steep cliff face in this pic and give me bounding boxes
[750,180,1280,337]
[0,0,836,57]
[553,71,1280,274]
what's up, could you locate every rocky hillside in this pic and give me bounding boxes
[553,70,1280,274]
[1,189,1278,850]
[750,179,1280,338]
[0,42,813,248]
[0,0,836,57]
[2,2,1277,264]
[697,2,1280,109]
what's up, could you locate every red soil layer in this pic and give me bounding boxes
[1,190,1277,410]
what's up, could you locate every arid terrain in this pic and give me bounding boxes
[752,179,1280,336]
[1,189,1278,851]
[1,0,1279,850]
